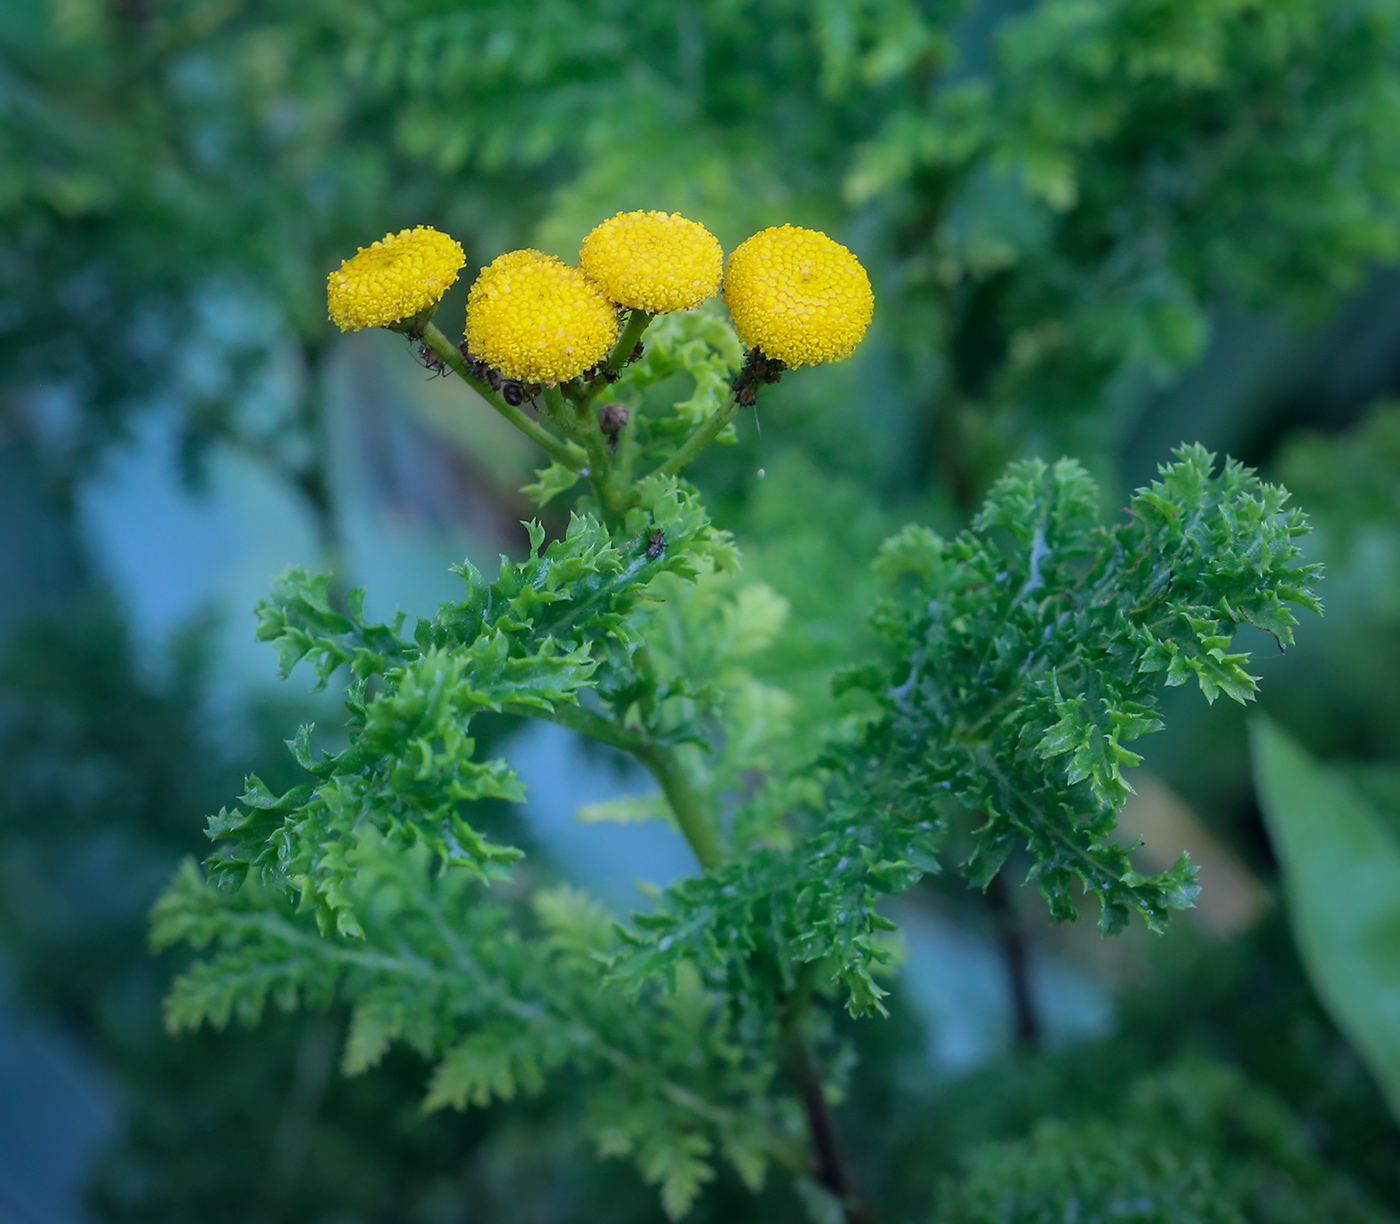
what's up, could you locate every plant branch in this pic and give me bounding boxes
[779,981,881,1224]
[590,309,653,394]
[649,394,744,481]
[509,699,647,756]
[577,421,634,526]
[509,699,722,871]
[417,321,587,471]
[546,382,635,527]
[634,743,723,871]
[985,870,1040,1048]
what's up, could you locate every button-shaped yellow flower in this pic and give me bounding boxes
[327,226,465,332]
[723,225,874,367]
[580,210,723,314]
[465,249,620,385]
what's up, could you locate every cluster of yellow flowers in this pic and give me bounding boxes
[326,210,873,386]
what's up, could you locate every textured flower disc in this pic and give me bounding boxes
[465,249,620,385]
[327,226,465,332]
[579,210,723,314]
[722,225,874,367]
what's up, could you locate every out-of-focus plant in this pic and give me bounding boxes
[849,0,1400,495]
[934,1058,1391,1224]
[11,0,1399,519]
[154,207,1319,1223]
[1232,403,1400,1130]
[2,0,558,551]
[1252,719,1400,1124]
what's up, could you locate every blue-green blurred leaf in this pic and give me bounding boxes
[1251,716,1400,1122]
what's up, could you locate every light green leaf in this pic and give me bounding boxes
[638,1126,714,1220]
[1250,717,1400,1122]
[522,459,581,507]
[423,1025,548,1111]
[576,792,672,825]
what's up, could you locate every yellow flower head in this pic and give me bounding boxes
[327,226,465,332]
[465,249,620,384]
[722,225,874,367]
[579,210,723,314]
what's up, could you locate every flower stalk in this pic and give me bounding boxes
[416,322,586,471]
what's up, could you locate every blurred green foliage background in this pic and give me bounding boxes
[3,0,1400,1220]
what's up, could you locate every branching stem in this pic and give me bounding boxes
[417,321,587,471]
[597,309,653,384]
[512,700,723,872]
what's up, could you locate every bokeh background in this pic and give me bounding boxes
[3,1,1400,1221]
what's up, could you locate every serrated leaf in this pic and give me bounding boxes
[522,459,581,507]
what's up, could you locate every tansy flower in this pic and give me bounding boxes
[722,225,874,367]
[465,250,620,385]
[327,226,465,332]
[579,210,723,314]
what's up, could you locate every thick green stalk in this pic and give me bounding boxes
[576,309,653,517]
[635,743,723,871]
[578,424,634,527]
[544,386,636,527]
[417,322,586,471]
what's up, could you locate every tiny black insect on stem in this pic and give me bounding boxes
[416,342,448,377]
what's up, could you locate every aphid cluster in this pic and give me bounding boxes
[458,342,542,407]
[581,341,645,387]
[731,349,786,407]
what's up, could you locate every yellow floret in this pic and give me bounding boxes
[722,225,874,367]
[579,210,723,314]
[327,226,465,332]
[465,249,620,384]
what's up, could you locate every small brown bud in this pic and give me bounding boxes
[598,402,630,437]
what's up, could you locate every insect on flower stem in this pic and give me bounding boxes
[415,321,586,471]
[588,308,653,393]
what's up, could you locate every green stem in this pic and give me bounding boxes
[648,394,744,481]
[509,699,646,756]
[591,309,653,392]
[635,743,723,871]
[543,386,635,526]
[580,424,634,527]
[509,699,723,872]
[418,322,587,471]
